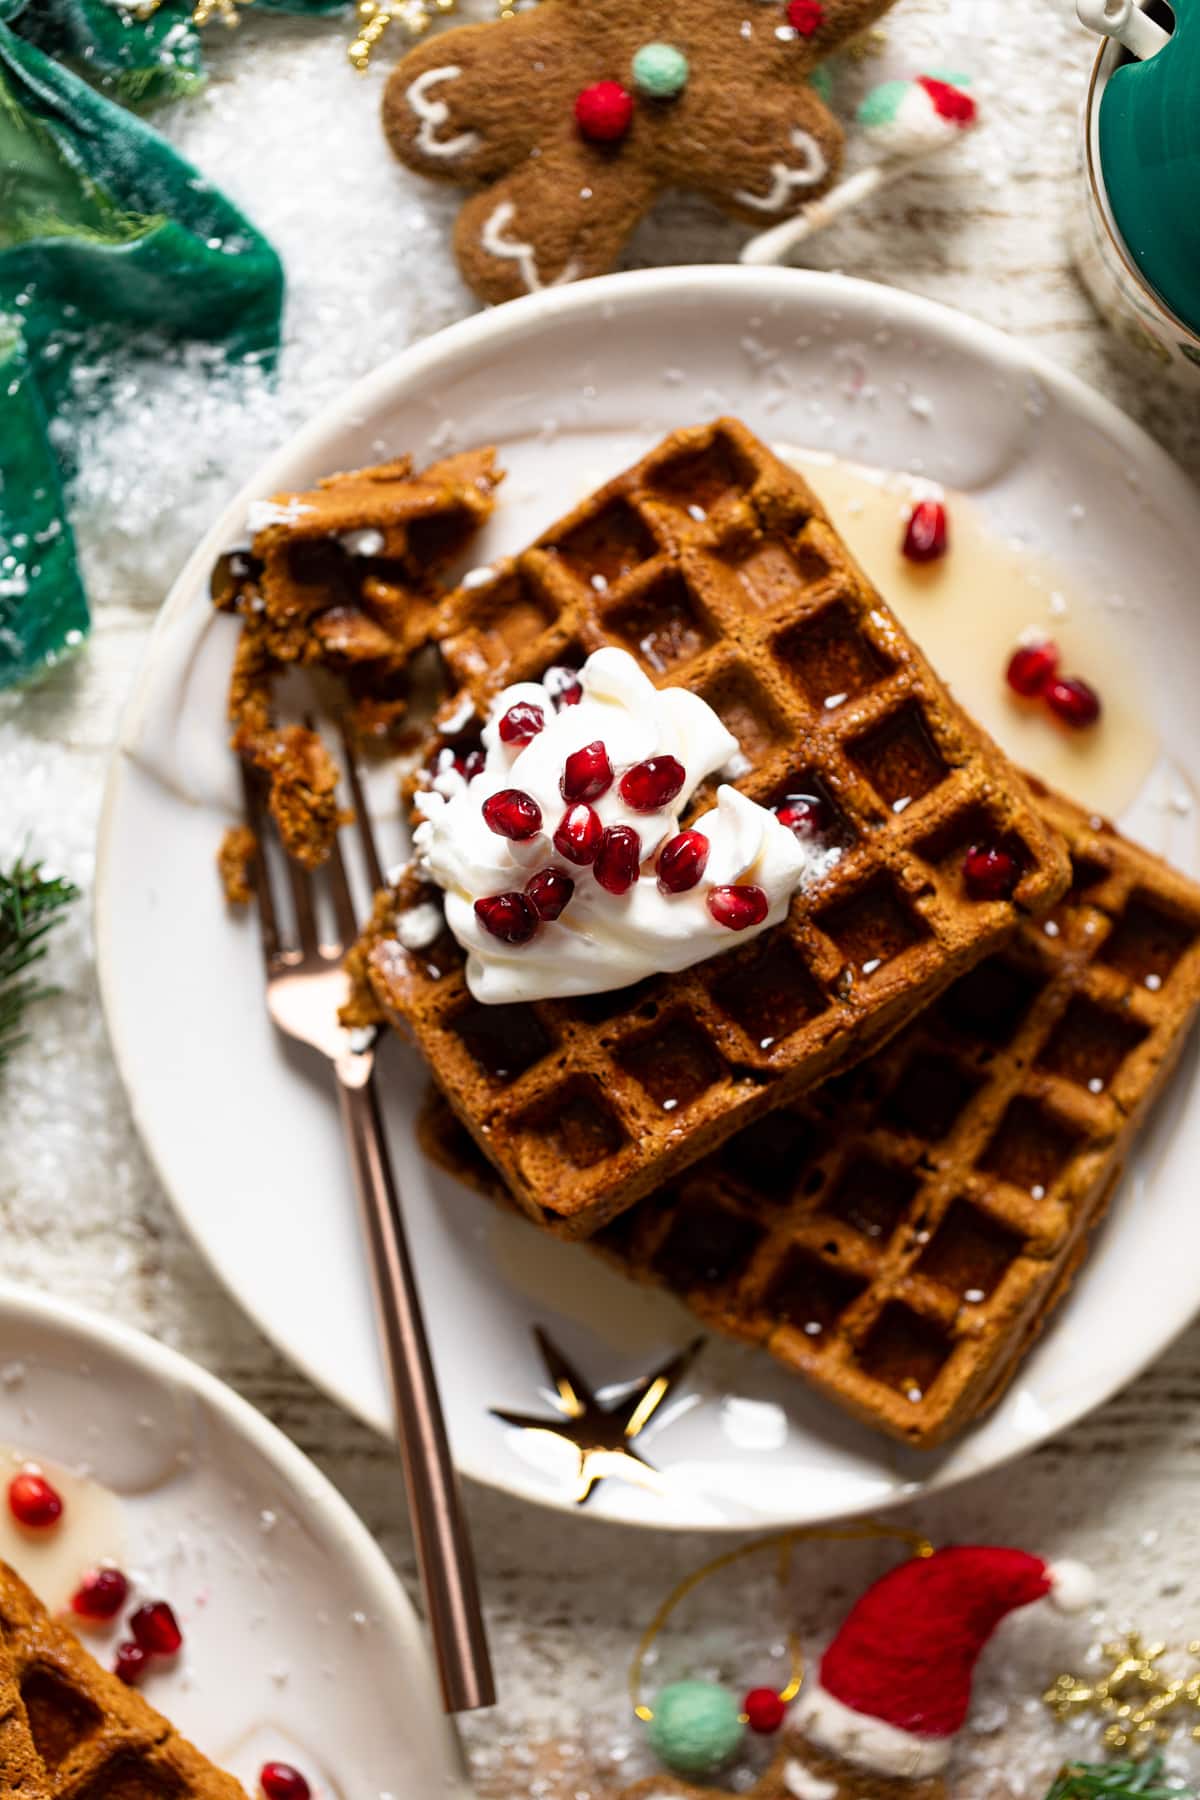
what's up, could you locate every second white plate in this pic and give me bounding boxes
[97,267,1200,1529]
[0,1286,466,1794]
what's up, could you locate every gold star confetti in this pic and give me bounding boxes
[490,1328,703,1506]
[1045,1634,1200,1753]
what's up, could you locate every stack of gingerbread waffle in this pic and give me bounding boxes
[0,1561,245,1797]
[219,419,1200,1449]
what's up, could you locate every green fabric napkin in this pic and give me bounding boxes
[9,0,348,107]
[0,18,285,689]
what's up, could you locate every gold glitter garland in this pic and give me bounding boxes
[348,0,527,69]
[1045,1635,1200,1753]
[193,0,254,22]
[119,0,254,23]
[348,0,457,71]
[122,0,496,52]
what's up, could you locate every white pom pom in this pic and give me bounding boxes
[1047,1559,1097,1613]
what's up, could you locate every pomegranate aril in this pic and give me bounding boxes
[1006,640,1059,698]
[560,739,613,803]
[498,701,545,747]
[474,892,539,945]
[114,1642,149,1687]
[553,802,603,866]
[544,665,583,709]
[525,867,574,921]
[482,787,543,840]
[743,1686,787,1734]
[619,755,686,812]
[707,885,769,930]
[963,846,1019,901]
[436,743,486,783]
[8,1468,62,1529]
[130,1600,183,1656]
[260,1764,312,1800]
[594,825,642,895]
[1045,674,1101,729]
[902,498,948,564]
[657,830,710,894]
[775,793,828,839]
[71,1566,129,1622]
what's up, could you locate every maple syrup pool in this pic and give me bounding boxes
[782,449,1157,820]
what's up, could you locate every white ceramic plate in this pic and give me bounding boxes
[97,267,1200,1530]
[0,1285,467,1795]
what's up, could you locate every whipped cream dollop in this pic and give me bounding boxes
[413,647,837,1005]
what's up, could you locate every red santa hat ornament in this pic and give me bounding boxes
[792,1546,1096,1781]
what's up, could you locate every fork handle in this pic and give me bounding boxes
[336,1058,495,1714]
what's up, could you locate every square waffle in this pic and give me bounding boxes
[214,448,500,866]
[0,1561,246,1797]
[361,419,1070,1237]
[418,784,1200,1447]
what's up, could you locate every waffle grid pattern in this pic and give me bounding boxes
[421,788,1200,1445]
[370,420,1069,1235]
[0,1563,245,1799]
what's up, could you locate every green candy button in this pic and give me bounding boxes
[631,42,689,99]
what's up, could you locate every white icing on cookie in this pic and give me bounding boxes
[479,201,582,294]
[406,67,482,160]
[732,127,828,212]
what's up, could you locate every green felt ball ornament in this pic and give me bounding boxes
[645,1680,746,1776]
[631,42,689,100]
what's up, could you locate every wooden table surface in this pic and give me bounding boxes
[4,2,1200,1793]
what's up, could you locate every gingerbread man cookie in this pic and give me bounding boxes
[382,0,898,304]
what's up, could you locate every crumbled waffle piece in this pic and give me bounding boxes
[218,449,501,867]
[369,419,1069,1237]
[250,450,499,650]
[245,724,349,871]
[0,1561,246,1797]
[217,825,257,907]
[420,785,1200,1446]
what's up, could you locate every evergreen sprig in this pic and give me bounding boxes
[0,855,79,1070]
[1046,1758,1195,1799]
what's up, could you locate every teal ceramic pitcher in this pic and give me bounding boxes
[1073,12,1200,385]
[1098,0,1200,337]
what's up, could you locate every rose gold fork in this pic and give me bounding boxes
[240,740,494,1715]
